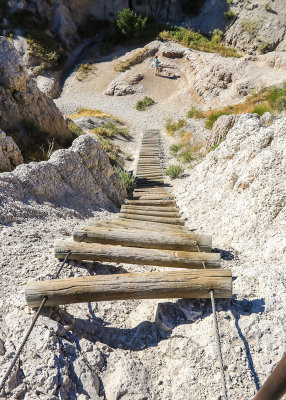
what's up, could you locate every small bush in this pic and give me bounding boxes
[224,10,236,19]
[250,104,272,115]
[34,62,46,75]
[69,108,122,123]
[273,96,286,112]
[114,167,136,194]
[170,143,181,155]
[165,164,184,179]
[165,118,186,135]
[179,147,193,163]
[259,42,272,54]
[211,29,223,44]
[187,106,204,118]
[117,8,147,39]
[76,63,97,81]
[93,122,130,138]
[135,96,154,111]
[264,3,272,11]
[266,82,286,111]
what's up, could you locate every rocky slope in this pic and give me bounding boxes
[0,37,71,166]
[224,0,286,54]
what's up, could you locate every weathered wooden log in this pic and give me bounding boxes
[121,205,179,212]
[125,199,176,206]
[120,208,180,218]
[25,269,232,307]
[54,240,220,268]
[90,219,188,232]
[131,195,174,200]
[73,225,212,251]
[119,213,184,225]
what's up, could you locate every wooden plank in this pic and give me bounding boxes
[73,226,212,251]
[121,205,179,212]
[25,269,232,307]
[55,239,220,267]
[125,199,176,206]
[131,195,174,200]
[119,213,184,225]
[120,209,181,218]
[89,219,189,232]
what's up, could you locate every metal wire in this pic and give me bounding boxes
[0,250,72,393]
[196,244,227,399]
[210,290,228,400]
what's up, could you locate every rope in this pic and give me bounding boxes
[0,248,73,394]
[196,244,228,399]
[210,290,228,400]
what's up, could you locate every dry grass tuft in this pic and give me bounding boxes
[69,108,123,123]
[114,48,148,72]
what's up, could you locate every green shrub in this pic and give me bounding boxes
[117,8,147,39]
[114,167,136,194]
[170,143,181,155]
[224,9,236,19]
[186,106,203,118]
[165,164,184,179]
[211,29,223,44]
[264,2,272,11]
[266,82,286,111]
[99,138,121,166]
[135,96,154,111]
[250,104,272,115]
[179,147,193,163]
[34,62,46,75]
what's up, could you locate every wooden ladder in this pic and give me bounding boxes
[25,129,232,307]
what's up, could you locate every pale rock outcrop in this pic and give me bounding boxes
[224,0,286,54]
[177,113,286,263]
[0,129,23,172]
[105,73,144,96]
[0,134,126,224]
[207,114,239,150]
[0,37,71,149]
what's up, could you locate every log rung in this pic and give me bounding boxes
[25,269,232,307]
[54,239,220,268]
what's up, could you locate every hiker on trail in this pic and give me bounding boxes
[154,55,160,76]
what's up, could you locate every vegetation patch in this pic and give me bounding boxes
[135,96,154,111]
[186,86,286,129]
[114,167,136,194]
[170,143,182,156]
[69,108,122,123]
[159,27,240,58]
[114,48,148,72]
[117,8,147,39]
[186,106,204,119]
[98,138,121,166]
[224,9,236,19]
[76,63,97,81]
[165,164,184,179]
[93,122,130,138]
[165,118,186,135]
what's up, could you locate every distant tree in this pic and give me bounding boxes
[116,8,147,39]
